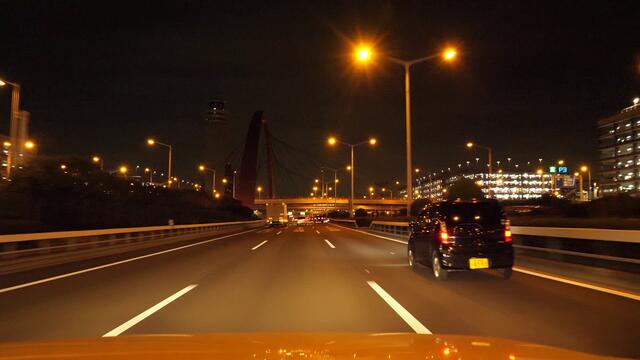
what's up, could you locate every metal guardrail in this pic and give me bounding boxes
[329,218,358,227]
[0,220,265,263]
[360,220,640,271]
[370,220,409,235]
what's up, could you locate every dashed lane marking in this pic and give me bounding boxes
[103,284,198,337]
[251,240,269,251]
[367,281,432,334]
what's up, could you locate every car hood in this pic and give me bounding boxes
[0,333,614,359]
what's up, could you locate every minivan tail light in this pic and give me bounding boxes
[439,223,450,244]
[504,229,512,242]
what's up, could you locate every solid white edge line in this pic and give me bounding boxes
[366,281,431,334]
[333,223,640,302]
[277,231,282,235]
[315,230,321,234]
[103,284,198,337]
[0,228,260,294]
[331,223,408,244]
[324,239,336,249]
[251,240,269,250]
[513,266,640,301]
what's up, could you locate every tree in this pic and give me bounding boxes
[410,198,431,217]
[446,178,484,201]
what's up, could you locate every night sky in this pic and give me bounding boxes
[1,1,639,196]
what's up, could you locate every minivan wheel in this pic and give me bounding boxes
[408,248,417,269]
[432,252,448,280]
[497,267,513,279]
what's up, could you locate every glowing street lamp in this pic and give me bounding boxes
[60,164,67,170]
[580,165,592,201]
[257,186,263,199]
[24,140,35,150]
[146,138,172,187]
[119,166,128,176]
[198,164,217,198]
[354,45,372,63]
[92,155,104,170]
[352,44,459,214]
[466,141,493,196]
[327,135,378,215]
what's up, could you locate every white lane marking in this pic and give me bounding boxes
[276,231,282,235]
[315,230,321,235]
[324,239,336,249]
[251,240,269,250]
[0,228,259,294]
[331,224,408,244]
[390,251,396,255]
[328,227,341,232]
[513,266,640,302]
[366,281,431,334]
[103,284,197,337]
[364,268,371,274]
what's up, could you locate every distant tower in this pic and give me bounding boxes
[204,99,231,195]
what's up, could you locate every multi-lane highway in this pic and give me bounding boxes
[1,224,638,358]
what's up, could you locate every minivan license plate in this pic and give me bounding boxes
[469,258,489,269]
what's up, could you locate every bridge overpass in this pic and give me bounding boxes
[253,197,407,212]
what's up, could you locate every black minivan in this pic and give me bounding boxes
[408,199,513,280]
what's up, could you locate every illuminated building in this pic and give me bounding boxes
[413,169,585,201]
[598,98,640,195]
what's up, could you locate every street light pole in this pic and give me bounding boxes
[147,139,172,188]
[0,79,20,179]
[403,63,413,216]
[328,136,376,216]
[466,142,493,197]
[358,48,456,215]
[350,144,355,215]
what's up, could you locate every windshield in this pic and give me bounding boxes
[0,2,638,360]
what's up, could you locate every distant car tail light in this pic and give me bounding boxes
[439,223,450,244]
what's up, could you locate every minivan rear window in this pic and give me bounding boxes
[440,202,503,226]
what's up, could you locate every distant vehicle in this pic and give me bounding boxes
[294,217,310,225]
[269,219,286,228]
[408,199,513,280]
[310,215,328,224]
[265,202,288,226]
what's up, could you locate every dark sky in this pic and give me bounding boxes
[1,0,639,196]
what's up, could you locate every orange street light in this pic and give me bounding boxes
[60,164,67,170]
[355,45,373,63]
[443,48,457,61]
[119,166,128,175]
[24,140,35,150]
[369,137,377,145]
[327,136,337,146]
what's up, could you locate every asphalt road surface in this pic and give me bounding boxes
[1,224,638,358]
